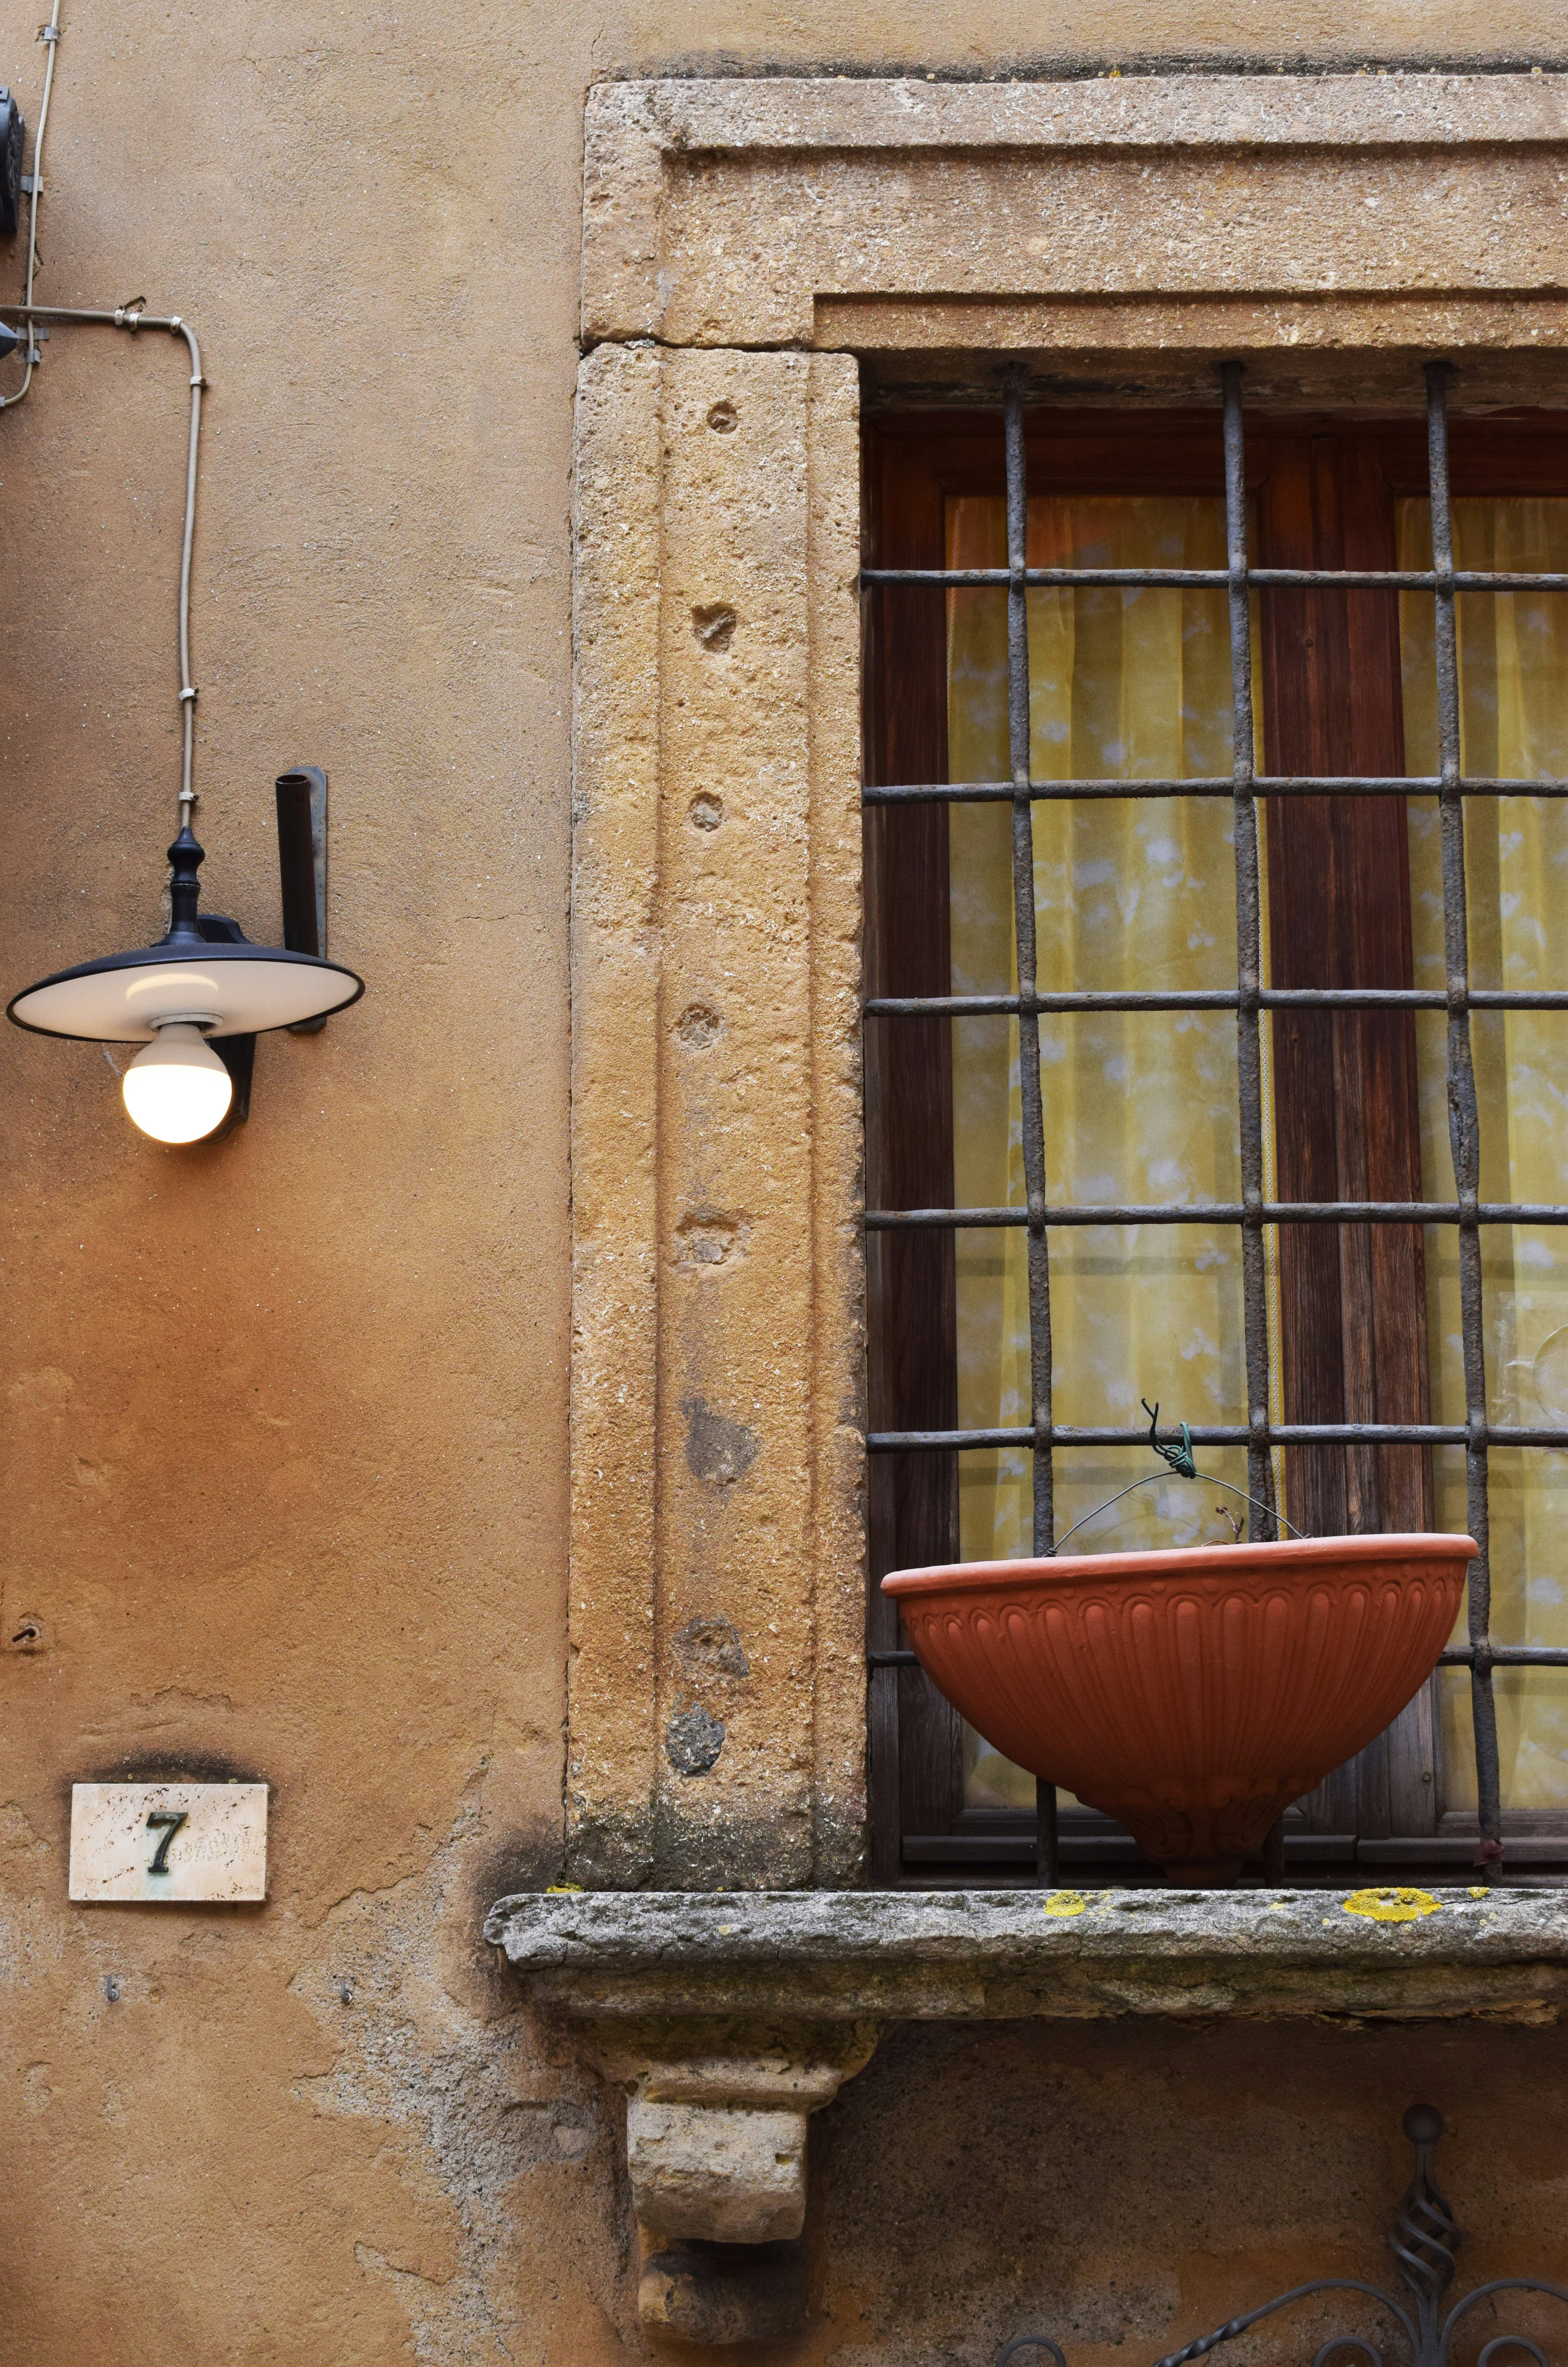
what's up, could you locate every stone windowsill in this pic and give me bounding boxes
[485,1886,1568,2336]
[486,1884,1568,2022]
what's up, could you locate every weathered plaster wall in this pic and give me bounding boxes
[2,2,1568,2362]
[810,2018,1568,2367]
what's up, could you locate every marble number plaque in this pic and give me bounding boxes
[69,1782,268,1903]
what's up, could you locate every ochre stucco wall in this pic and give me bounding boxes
[2,2,1567,2359]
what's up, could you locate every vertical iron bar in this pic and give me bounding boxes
[1005,369,1054,1558]
[1427,359,1501,1863]
[1034,1776,1060,1886]
[1004,371,1060,1887]
[1221,363,1278,1540]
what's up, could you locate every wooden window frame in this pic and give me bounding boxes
[864,403,1568,1887]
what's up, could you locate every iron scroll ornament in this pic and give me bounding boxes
[996,2109,1568,2367]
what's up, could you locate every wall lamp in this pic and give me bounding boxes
[8,773,361,1145]
[0,286,365,1144]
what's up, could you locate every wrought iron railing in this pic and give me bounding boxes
[996,2107,1566,2367]
[861,363,1568,1876]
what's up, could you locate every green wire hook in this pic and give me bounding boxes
[1051,1400,1305,1553]
[1142,1398,1197,1480]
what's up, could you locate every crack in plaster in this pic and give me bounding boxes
[291,1797,625,2364]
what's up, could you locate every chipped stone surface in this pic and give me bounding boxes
[489,1886,1568,2023]
[672,1617,751,1682]
[639,2245,806,2344]
[628,2098,810,2242]
[666,1706,726,1777]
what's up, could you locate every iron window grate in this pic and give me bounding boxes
[860,363,1568,1872]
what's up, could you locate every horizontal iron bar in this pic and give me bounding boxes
[865,988,1568,1017]
[902,1832,1149,1864]
[863,774,1568,804]
[861,566,1568,592]
[1356,1835,1568,1861]
[1440,1644,1568,1667]
[903,1832,1568,1865]
[867,1423,1568,1450]
[866,1202,1568,1229]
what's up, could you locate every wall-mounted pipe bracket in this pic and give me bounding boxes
[276,766,329,1033]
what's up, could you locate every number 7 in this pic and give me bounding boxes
[145,1811,188,1875]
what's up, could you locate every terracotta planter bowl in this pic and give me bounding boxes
[882,1533,1476,1884]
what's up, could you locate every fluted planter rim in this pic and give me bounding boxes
[882,1531,1479,1595]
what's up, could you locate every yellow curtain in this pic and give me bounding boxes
[1400,498,1568,1813]
[947,494,1256,1810]
[949,490,1568,1821]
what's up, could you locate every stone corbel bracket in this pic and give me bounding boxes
[581,2016,880,2339]
[601,2026,881,2246]
[486,1885,1568,2339]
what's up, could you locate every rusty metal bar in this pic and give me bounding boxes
[877,1636,1568,1667]
[865,1201,1568,1229]
[1441,1643,1568,1667]
[1002,371,1055,1567]
[1427,361,1503,1863]
[866,987,1568,1015]
[1221,362,1277,1542]
[865,773,1568,804]
[999,374,1060,1886]
[868,1421,1568,1450]
[863,565,1568,592]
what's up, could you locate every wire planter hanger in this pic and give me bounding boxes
[997,2107,1568,2367]
[1049,1401,1308,1555]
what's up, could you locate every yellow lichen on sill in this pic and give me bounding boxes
[1342,1887,1443,1924]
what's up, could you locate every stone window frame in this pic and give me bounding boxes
[564,70,1568,1894]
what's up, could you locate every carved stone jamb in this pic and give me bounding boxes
[570,2016,881,2340]
[567,340,864,1894]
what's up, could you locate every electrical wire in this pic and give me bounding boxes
[0,305,206,826]
[0,3,206,834]
[1,0,63,413]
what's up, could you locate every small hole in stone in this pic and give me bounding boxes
[707,401,738,433]
[689,793,724,831]
[676,1003,723,1049]
[691,603,736,653]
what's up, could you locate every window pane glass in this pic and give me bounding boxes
[1400,496,1568,1813]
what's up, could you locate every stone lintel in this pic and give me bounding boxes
[584,73,1568,348]
[590,74,1568,164]
[487,1885,1568,2025]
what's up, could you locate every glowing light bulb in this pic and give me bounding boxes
[122,1021,232,1144]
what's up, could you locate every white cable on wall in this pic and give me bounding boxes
[0,0,209,834]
